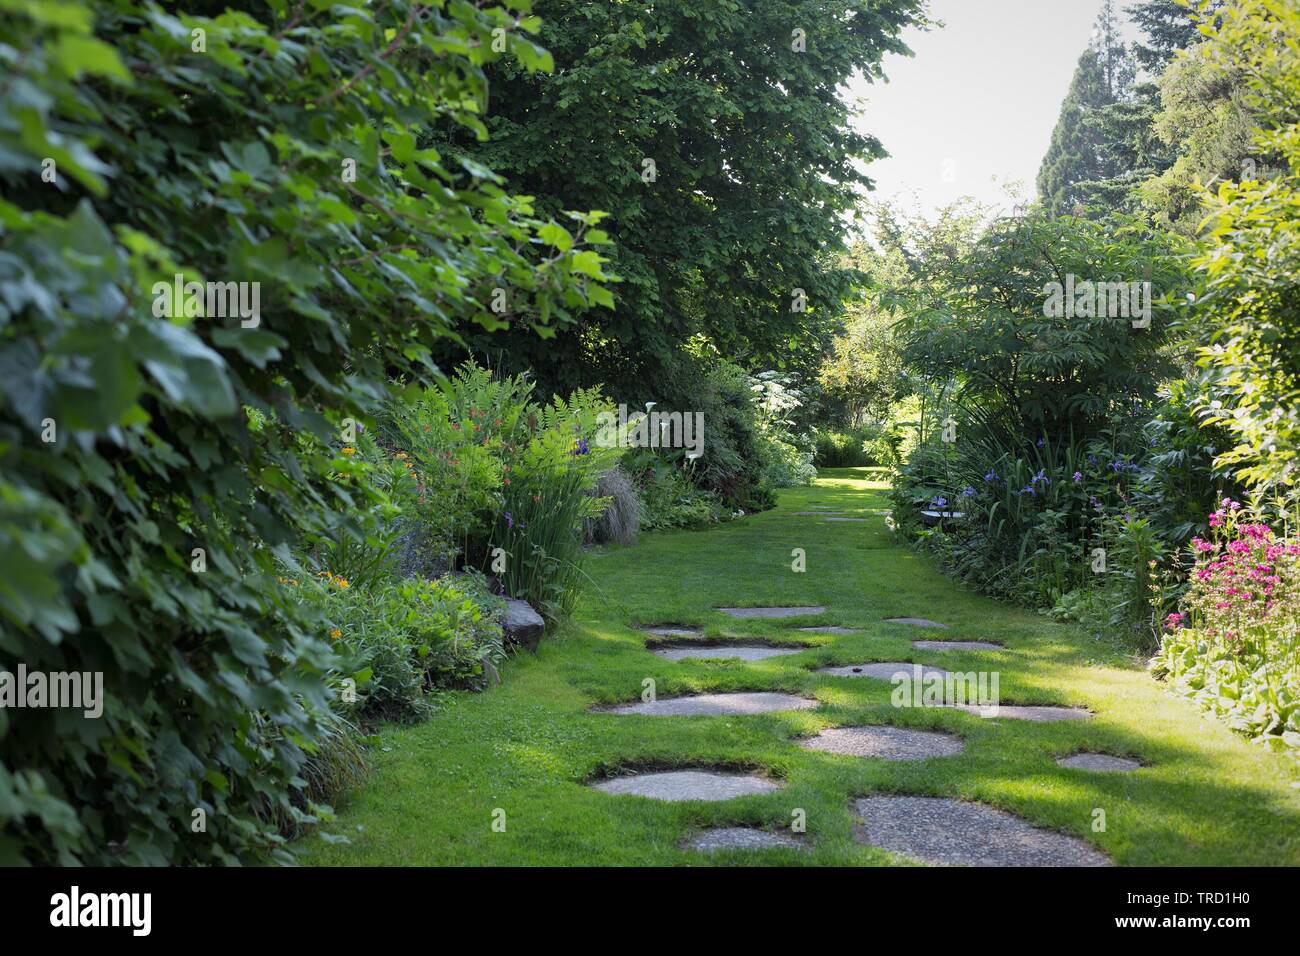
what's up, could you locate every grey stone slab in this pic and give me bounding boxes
[641,626,702,637]
[816,662,950,681]
[1057,753,1141,772]
[950,704,1092,722]
[825,517,868,522]
[717,606,827,619]
[853,796,1110,867]
[912,640,1004,651]
[684,827,806,851]
[598,692,818,717]
[790,511,849,516]
[503,598,545,652]
[652,645,804,661]
[797,626,860,635]
[592,770,782,801]
[801,725,964,760]
[885,617,948,628]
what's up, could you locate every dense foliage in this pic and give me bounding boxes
[870,0,1299,756]
[388,364,620,618]
[433,0,928,401]
[0,0,610,865]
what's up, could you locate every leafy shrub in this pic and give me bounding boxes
[292,572,506,725]
[812,427,874,467]
[892,397,1182,634]
[629,451,726,531]
[1152,500,1300,753]
[0,1,609,865]
[748,371,816,489]
[1189,0,1300,492]
[658,358,777,512]
[390,364,619,619]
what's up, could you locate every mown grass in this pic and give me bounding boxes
[299,468,1300,866]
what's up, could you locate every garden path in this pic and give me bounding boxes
[302,468,1300,866]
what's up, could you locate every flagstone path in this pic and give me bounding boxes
[302,467,1300,868]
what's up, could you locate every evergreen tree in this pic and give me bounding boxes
[1128,0,1211,74]
[1036,0,1137,214]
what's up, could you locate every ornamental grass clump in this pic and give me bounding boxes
[1153,500,1300,753]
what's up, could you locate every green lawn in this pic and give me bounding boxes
[299,468,1300,866]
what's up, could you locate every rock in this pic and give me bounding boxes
[1056,753,1141,772]
[853,796,1110,867]
[685,827,806,851]
[651,644,804,661]
[950,704,1092,722]
[800,725,964,760]
[503,598,544,652]
[591,770,782,801]
[597,692,818,717]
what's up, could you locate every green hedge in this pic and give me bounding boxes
[0,1,609,865]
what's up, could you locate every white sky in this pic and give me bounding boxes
[848,0,1109,219]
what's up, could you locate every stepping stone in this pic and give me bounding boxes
[825,517,867,522]
[886,617,947,628]
[800,725,964,760]
[652,644,804,661]
[867,509,892,516]
[1057,753,1140,772]
[798,626,859,635]
[592,770,782,801]
[790,511,848,516]
[912,640,1003,651]
[641,626,701,637]
[816,662,950,681]
[685,827,805,851]
[950,704,1092,722]
[598,692,818,717]
[717,606,826,619]
[853,796,1110,867]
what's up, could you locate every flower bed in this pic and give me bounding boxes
[1152,500,1300,755]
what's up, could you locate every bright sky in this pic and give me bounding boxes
[848,0,1108,219]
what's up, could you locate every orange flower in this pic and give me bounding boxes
[330,629,342,640]
[340,446,356,456]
